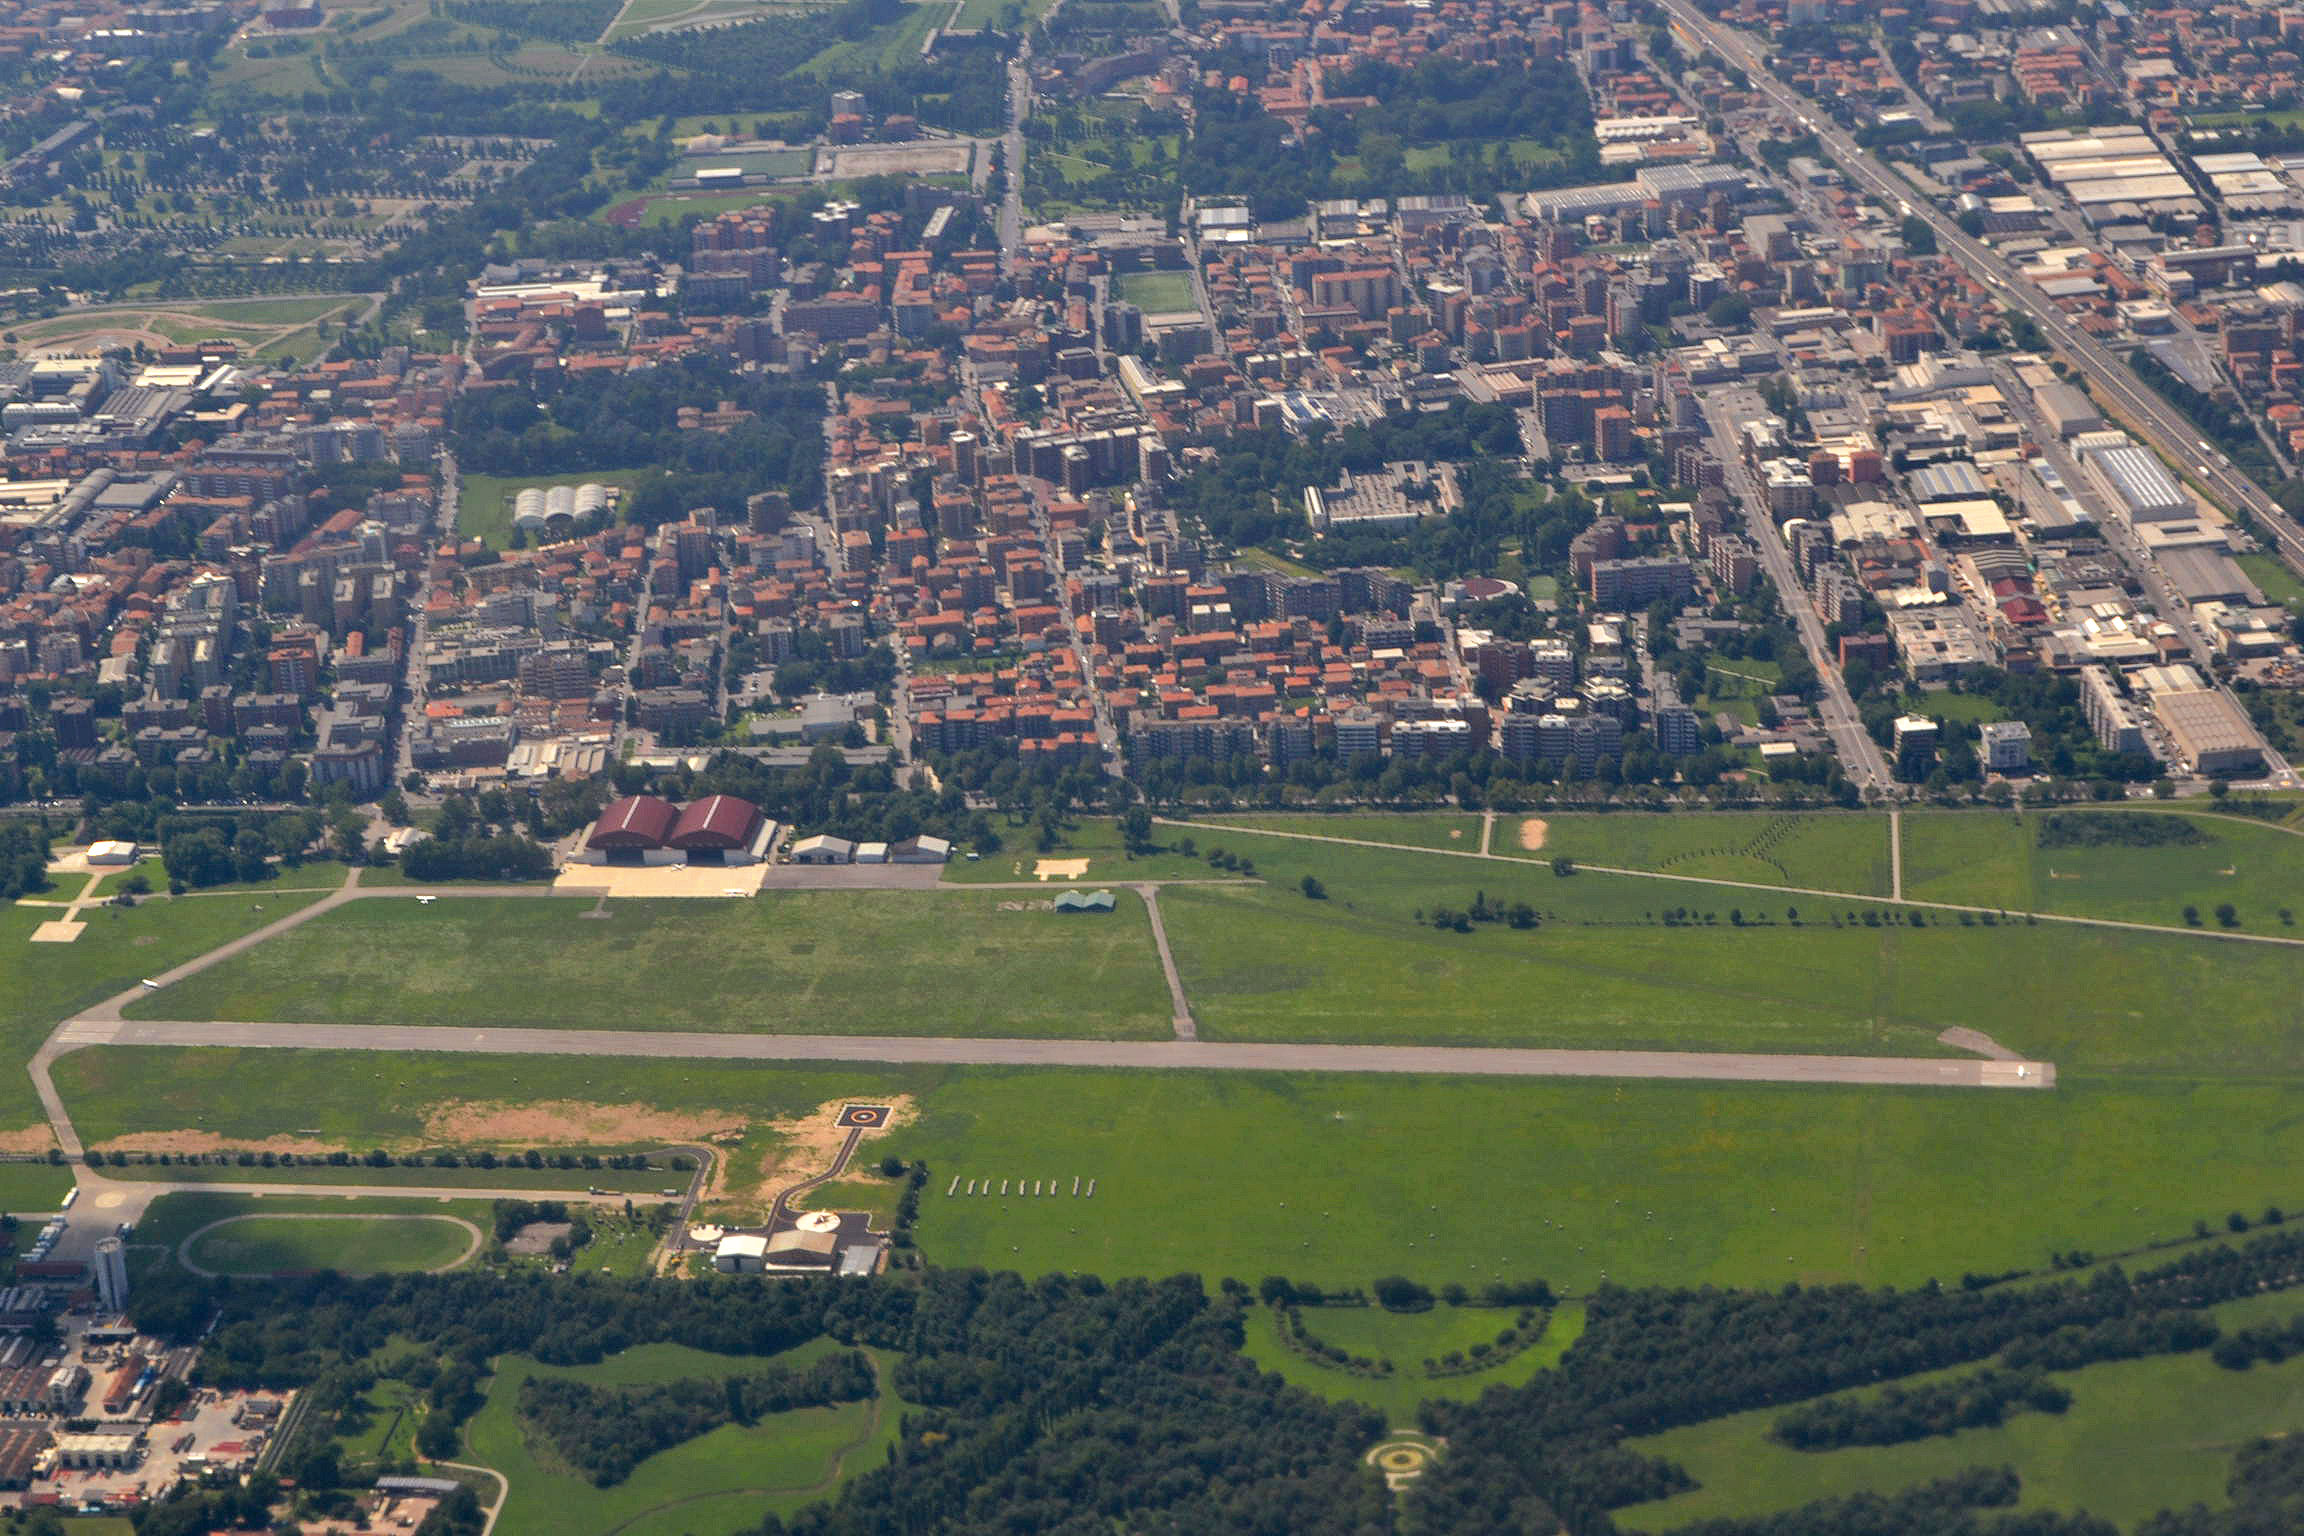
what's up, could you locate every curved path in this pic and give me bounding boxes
[175,1210,484,1278]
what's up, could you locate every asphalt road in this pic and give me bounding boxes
[1660,0,2299,790]
[51,1018,2055,1089]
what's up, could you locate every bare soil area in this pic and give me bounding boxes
[1518,817,1550,852]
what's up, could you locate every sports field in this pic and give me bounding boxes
[125,891,1176,1040]
[1618,1290,2304,1532]
[1198,813,1485,851]
[1114,270,1196,313]
[457,469,644,548]
[1900,808,2304,927]
[184,1213,478,1275]
[464,1340,899,1536]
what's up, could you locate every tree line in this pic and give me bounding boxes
[521,1350,876,1485]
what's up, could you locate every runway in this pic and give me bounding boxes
[55,1018,2056,1089]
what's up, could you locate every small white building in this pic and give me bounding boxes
[85,840,138,866]
[854,841,889,864]
[790,834,855,865]
[890,835,952,864]
[1980,719,2033,773]
[713,1233,769,1274]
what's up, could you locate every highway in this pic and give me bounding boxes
[1660,3,2296,551]
[1661,0,2299,784]
[46,1017,2056,1089]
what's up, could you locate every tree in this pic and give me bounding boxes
[1705,292,1752,329]
[1120,804,1153,853]
[1300,875,1327,899]
[2217,902,2241,928]
[2183,904,2202,926]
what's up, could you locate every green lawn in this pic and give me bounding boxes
[1496,811,1895,895]
[457,470,644,549]
[86,1160,669,1192]
[55,1053,2304,1300]
[0,889,329,1136]
[0,1161,72,1212]
[463,1340,900,1536]
[1901,808,2304,929]
[1196,813,1485,851]
[2239,553,2304,610]
[185,1213,478,1275]
[1238,1302,1586,1424]
[938,816,1226,884]
[126,890,1176,1040]
[1114,270,1196,313]
[134,1193,500,1276]
[1619,1291,2304,1532]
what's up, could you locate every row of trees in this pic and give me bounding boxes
[522,1351,876,1485]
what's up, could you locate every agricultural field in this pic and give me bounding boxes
[457,469,645,548]
[0,889,330,1137]
[1114,270,1196,313]
[125,890,1178,1040]
[1900,808,2304,928]
[1618,1290,2304,1532]
[464,1340,901,1536]
[1489,810,1895,895]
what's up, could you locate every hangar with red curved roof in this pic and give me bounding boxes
[668,795,767,854]
[586,795,679,855]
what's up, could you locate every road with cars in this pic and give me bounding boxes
[1662,0,2299,786]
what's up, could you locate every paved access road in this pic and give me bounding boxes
[53,1018,2055,1089]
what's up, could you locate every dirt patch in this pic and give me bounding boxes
[1033,858,1091,882]
[423,1099,746,1150]
[504,1220,573,1256]
[740,1095,916,1210]
[1518,818,1549,852]
[0,1126,55,1154]
[100,1130,343,1157]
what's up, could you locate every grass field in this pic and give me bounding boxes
[1237,1302,1587,1422]
[185,1213,478,1276]
[457,469,645,548]
[938,816,1222,884]
[1488,811,1894,895]
[1619,1291,2304,1532]
[0,1162,71,1212]
[134,1193,500,1279]
[1197,813,1485,851]
[54,1052,2304,1298]
[1146,830,2304,1068]
[0,889,329,1136]
[125,891,1176,1040]
[1900,808,2304,928]
[1114,270,1196,313]
[2238,553,2304,610]
[85,1160,670,1192]
[464,1340,899,1536]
